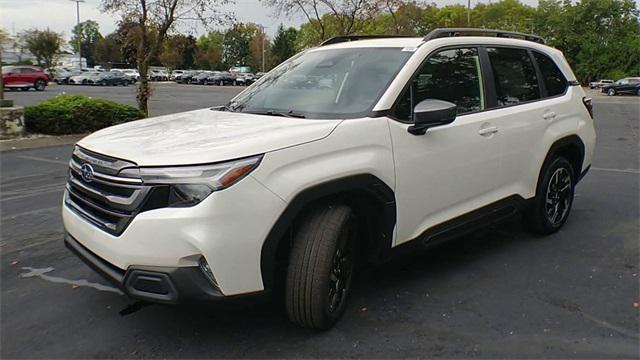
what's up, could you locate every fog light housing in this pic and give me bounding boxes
[198,256,218,288]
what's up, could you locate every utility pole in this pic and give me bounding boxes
[467,0,471,27]
[259,25,267,73]
[70,0,84,70]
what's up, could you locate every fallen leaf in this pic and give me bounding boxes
[633,302,639,308]
[11,261,18,266]
[361,307,367,312]
[71,284,79,289]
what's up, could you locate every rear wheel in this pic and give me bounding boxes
[34,79,46,91]
[285,204,357,330]
[525,157,575,234]
[607,88,616,96]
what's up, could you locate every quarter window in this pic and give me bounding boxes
[395,47,485,121]
[487,47,540,106]
[533,51,567,97]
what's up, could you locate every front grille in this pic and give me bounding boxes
[65,146,151,236]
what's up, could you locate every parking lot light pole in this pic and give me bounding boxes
[70,0,85,70]
[260,25,267,73]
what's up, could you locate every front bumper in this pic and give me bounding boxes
[62,174,287,297]
[65,233,226,303]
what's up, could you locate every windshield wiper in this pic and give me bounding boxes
[211,104,237,112]
[246,110,306,119]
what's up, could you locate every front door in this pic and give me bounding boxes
[387,47,501,245]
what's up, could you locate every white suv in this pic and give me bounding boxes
[63,29,596,329]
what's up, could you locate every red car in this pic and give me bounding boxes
[2,65,49,91]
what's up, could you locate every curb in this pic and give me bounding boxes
[0,134,85,152]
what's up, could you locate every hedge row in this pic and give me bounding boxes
[24,95,145,135]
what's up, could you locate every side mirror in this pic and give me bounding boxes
[408,99,457,135]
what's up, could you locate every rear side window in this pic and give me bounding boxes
[533,52,567,96]
[487,47,540,106]
[394,47,485,121]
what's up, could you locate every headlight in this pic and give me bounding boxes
[119,155,262,207]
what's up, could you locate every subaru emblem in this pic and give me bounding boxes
[81,163,95,183]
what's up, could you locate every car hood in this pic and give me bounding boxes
[77,108,342,166]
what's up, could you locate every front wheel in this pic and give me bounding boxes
[34,79,46,91]
[525,157,575,234]
[608,88,616,96]
[286,204,357,330]
[636,88,640,96]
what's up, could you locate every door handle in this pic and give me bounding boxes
[543,111,557,120]
[478,126,499,136]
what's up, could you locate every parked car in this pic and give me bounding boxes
[208,71,237,85]
[601,77,640,96]
[170,70,186,81]
[68,71,100,85]
[235,73,255,86]
[588,79,613,89]
[110,69,136,85]
[54,69,82,85]
[63,29,595,330]
[122,69,140,81]
[177,71,198,84]
[2,65,49,91]
[191,71,213,85]
[149,69,169,81]
[86,72,129,86]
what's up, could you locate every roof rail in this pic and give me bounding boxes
[423,28,545,44]
[320,35,416,46]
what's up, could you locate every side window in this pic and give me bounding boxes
[533,51,567,97]
[21,68,36,74]
[487,47,540,106]
[395,47,484,121]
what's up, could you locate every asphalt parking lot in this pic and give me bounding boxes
[1,89,638,358]
[5,82,243,116]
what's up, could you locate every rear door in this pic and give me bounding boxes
[20,67,38,85]
[483,47,569,199]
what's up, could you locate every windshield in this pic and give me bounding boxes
[228,47,412,119]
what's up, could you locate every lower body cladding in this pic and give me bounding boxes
[65,233,223,303]
[62,175,287,303]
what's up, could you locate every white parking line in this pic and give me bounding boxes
[591,167,640,174]
[16,155,69,165]
[19,267,123,295]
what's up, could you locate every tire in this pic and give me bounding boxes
[525,157,575,234]
[82,79,87,85]
[636,88,640,96]
[101,80,107,86]
[34,79,46,91]
[607,88,616,96]
[286,204,357,330]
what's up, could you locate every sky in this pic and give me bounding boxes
[1,0,539,40]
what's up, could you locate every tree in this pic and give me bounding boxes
[95,33,122,64]
[262,0,377,41]
[102,0,230,115]
[113,18,141,65]
[19,29,63,70]
[70,20,103,67]
[535,0,640,82]
[222,23,259,68]
[196,31,224,69]
[271,24,298,64]
[159,34,196,69]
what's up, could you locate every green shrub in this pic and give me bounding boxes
[24,95,145,135]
